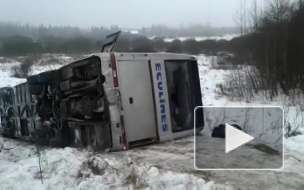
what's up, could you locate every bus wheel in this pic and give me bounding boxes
[49,137,64,148]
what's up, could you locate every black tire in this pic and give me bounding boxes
[49,137,64,148]
[34,128,50,137]
[35,137,49,146]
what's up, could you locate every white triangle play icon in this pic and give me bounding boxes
[225,123,254,153]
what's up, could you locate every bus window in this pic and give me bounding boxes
[165,60,195,132]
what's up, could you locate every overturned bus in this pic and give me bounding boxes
[0,32,204,151]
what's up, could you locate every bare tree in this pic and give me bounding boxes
[267,0,291,24]
[250,0,260,33]
[243,0,247,34]
[235,0,247,36]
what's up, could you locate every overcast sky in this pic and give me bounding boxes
[0,0,265,28]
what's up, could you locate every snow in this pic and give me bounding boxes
[195,136,282,169]
[0,66,26,87]
[202,106,283,153]
[123,30,139,35]
[1,53,304,189]
[130,30,139,35]
[149,34,240,42]
[196,54,304,172]
[0,138,215,190]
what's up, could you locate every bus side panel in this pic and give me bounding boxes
[117,60,157,146]
[150,60,173,142]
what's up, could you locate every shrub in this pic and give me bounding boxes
[11,55,37,78]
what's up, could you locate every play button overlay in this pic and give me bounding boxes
[225,123,254,153]
[194,106,284,170]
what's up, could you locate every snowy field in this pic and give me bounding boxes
[0,54,304,189]
[148,34,240,42]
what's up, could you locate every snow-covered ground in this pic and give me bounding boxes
[149,34,240,42]
[0,54,304,189]
[0,65,26,87]
[0,138,216,190]
[196,55,304,186]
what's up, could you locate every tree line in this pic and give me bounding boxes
[232,0,304,97]
[0,22,239,56]
[0,22,237,40]
[0,32,237,56]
